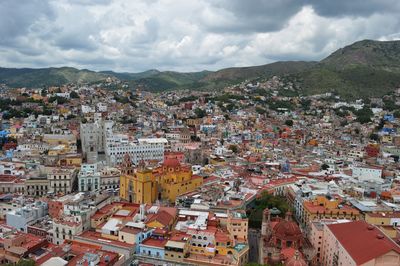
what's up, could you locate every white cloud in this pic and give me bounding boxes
[0,0,399,72]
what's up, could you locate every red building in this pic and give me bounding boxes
[365,144,380,157]
[164,151,185,164]
[48,200,64,218]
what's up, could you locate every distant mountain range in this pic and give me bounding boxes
[1,39,400,97]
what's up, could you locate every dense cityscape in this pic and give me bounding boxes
[0,76,400,266]
[2,1,400,266]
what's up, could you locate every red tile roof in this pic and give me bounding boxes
[141,238,168,248]
[146,210,174,227]
[327,220,400,265]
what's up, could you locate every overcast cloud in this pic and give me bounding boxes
[0,0,399,72]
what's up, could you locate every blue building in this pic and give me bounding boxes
[139,237,166,258]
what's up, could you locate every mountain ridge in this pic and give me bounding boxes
[1,39,400,97]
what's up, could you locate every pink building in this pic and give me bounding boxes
[321,220,400,266]
[309,219,351,265]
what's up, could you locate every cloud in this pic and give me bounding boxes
[0,0,399,72]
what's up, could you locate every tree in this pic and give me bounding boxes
[247,192,290,228]
[70,91,79,98]
[321,163,329,170]
[284,119,293,127]
[4,259,35,266]
[255,106,267,115]
[355,107,373,124]
[194,108,206,118]
[369,133,379,142]
[41,89,47,97]
[229,144,239,153]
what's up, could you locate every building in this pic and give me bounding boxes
[100,167,120,190]
[53,216,83,245]
[0,229,48,265]
[80,119,113,163]
[25,177,49,197]
[42,133,77,153]
[227,210,248,244]
[155,157,203,203]
[0,175,25,194]
[260,208,305,265]
[34,240,120,265]
[120,155,157,204]
[322,220,400,266]
[352,166,383,182]
[6,201,48,232]
[365,212,400,227]
[309,219,351,265]
[78,164,100,192]
[48,167,77,194]
[105,135,166,166]
[301,195,360,228]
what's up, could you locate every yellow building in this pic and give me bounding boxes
[57,154,82,167]
[301,196,360,228]
[227,210,248,244]
[155,158,203,203]
[365,212,400,226]
[119,155,158,204]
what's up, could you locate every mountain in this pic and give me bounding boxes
[295,40,400,97]
[1,39,400,97]
[0,67,109,88]
[99,69,161,80]
[127,70,212,91]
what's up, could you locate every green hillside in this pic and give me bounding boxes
[0,67,108,87]
[2,39,400,97]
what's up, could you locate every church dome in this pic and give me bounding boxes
[274,212,302,240]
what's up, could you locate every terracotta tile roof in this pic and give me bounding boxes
[141,238,168,248]
[146,210,174,227]
[327,220,400,265]
[366,212,400,218]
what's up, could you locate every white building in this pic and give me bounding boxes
[53,215,83,245]
[6,201,48,232]
[105,136,167,166]
[96,102,108,112]
[48,168,78,194]
[352,166,383,182]
[81,105,95,114]
[78,164,101,192]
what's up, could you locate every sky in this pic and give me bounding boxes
[1,0,400,73]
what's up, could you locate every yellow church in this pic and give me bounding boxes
[155,157,203,203]
[119,155,158,204]
[119,154,203,204]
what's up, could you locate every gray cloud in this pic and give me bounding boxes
[0,0,399,72]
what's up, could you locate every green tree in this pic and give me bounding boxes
[321,163,329,170]
[355,106,373,124]
[229,144,239,153]
[255,107,267,115]
[41,88,48,97]
[369,133,379,142]
[70,91,79,98]
[247,192,290,228]
[284,119,293,127]
[194,108,206,118]
[4,259,35,266]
